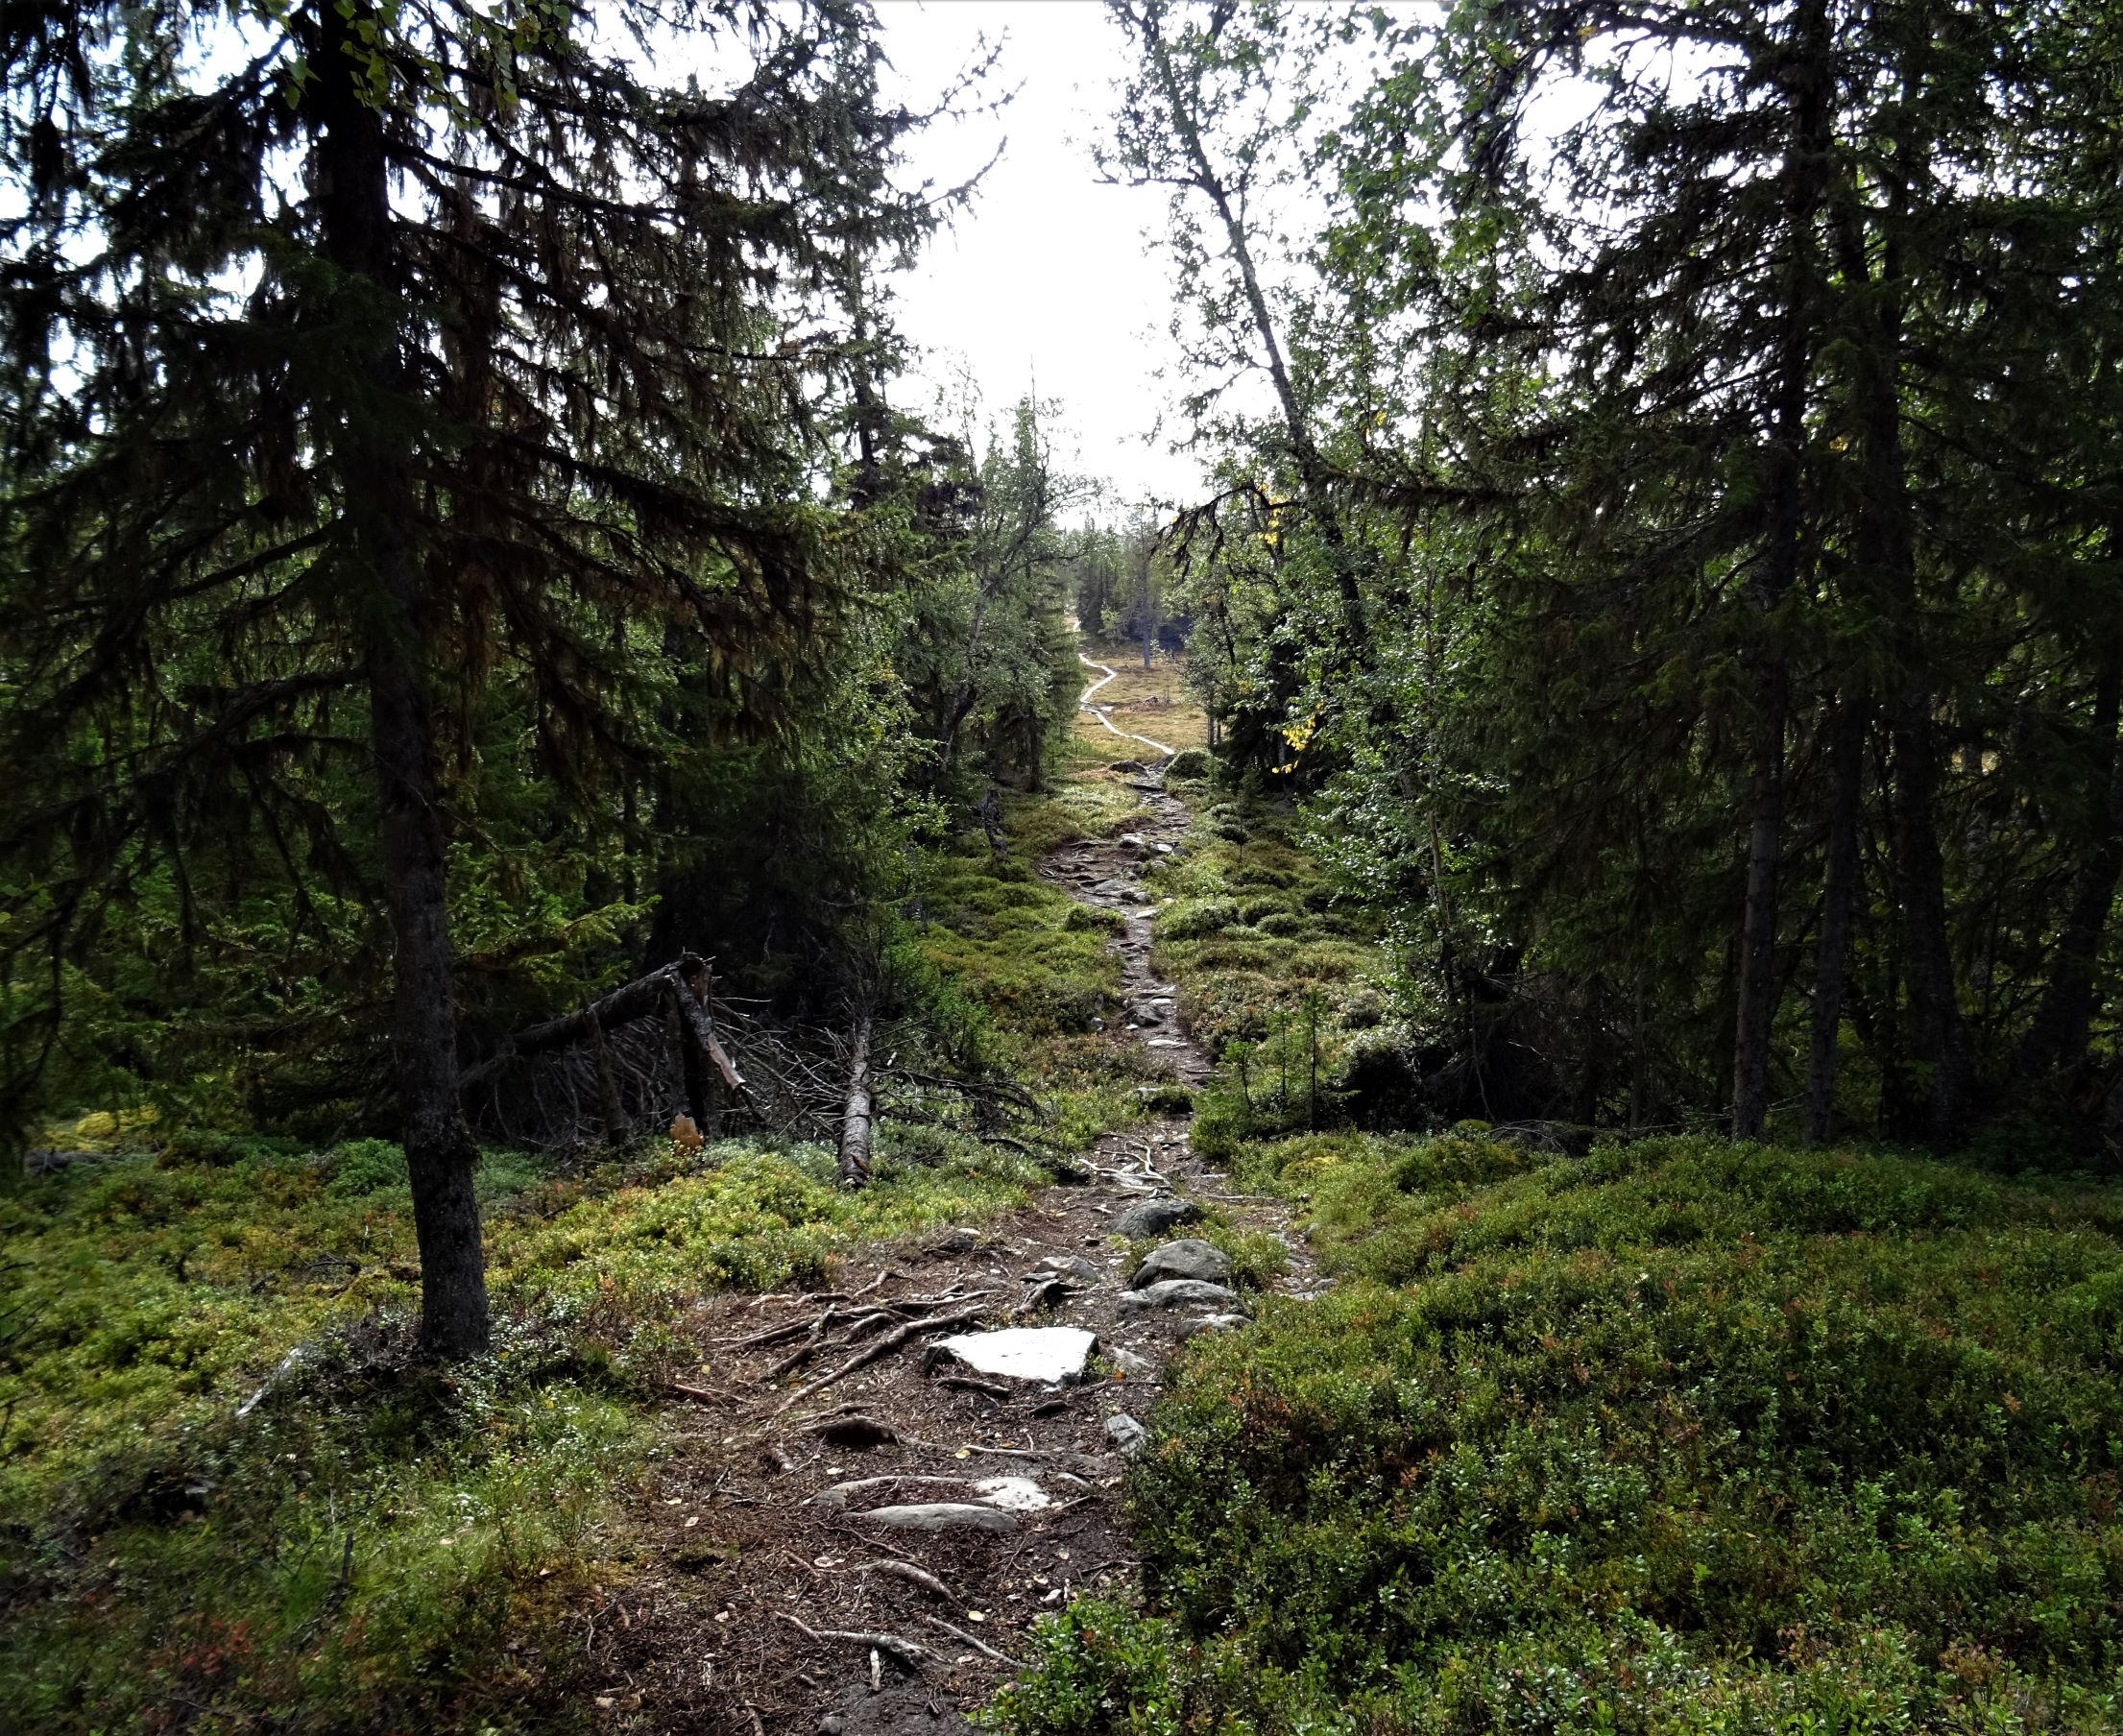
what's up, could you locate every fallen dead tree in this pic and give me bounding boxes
[457,952,1048,1164]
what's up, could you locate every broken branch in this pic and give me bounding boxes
[774,1611,937,1672]
[775,1303,992,1414]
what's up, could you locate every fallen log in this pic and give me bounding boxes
[457,952,747,1099]
[456,963,685,1093]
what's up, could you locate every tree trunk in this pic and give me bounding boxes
[1731,653,1789,1140]
[933,592,994,787]
[317,0,487,1356]
[837,1010,875,1188]
[1890,689,1968,1143]
[1804,694,1866,1142]
[1730,1,1828,1141]
[1132,4,1363,639]
[1836,91,1966,1146]
[2015,647,2123,1085]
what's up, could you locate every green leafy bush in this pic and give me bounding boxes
[0,1127,1043,1732]
[325,1137,407,1197]
[1156,898,1241,941]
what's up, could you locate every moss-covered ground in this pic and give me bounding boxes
[0,1128,1050,1731]
[0,739,1170,1731]
[29,681,2119,1736]
[987,1123,2123,1734]
[961,752,2123,1734]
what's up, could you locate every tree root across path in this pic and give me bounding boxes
[579,759,1320,1735]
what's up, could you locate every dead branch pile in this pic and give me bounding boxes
[457,952,1044,1162]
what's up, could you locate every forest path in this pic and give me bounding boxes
[1076,652,1174,758]
[594,763,1314,1735]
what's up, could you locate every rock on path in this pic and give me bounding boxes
[933,1325,1098,1385]
[1126,1238,1231,1289]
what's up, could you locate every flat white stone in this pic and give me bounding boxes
[935,1325,1098,1385]
[974,1475,1052,1511]
[1118,1279,1241,1315]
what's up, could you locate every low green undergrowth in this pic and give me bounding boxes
[989,1134,2123,1734]
[1142,797,1395,1148]
[0,1127,1042,1731]
[0,757,1175,1732]
[915,773,1170,1150]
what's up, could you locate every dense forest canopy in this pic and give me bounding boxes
[5,0,2122,1336]
[7,0,2123,1344]
[0,0,1084,1350]
[1124,0,2123,1154]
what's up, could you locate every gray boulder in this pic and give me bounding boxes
[1105,1413,1148,1457]
[1118,1278,1241,1316]
[1126,1238,1230,1290]
[1112,1196,1202,1240]
[1035,1253,1101,1285]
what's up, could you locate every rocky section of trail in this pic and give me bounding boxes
[1037,763,1205,1087]
[589,760,1313,1734]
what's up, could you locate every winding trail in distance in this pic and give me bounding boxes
[1077,651,1175,759]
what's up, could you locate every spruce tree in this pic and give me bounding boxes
[2,0,932,1353]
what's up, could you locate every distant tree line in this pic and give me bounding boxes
[1113,0,2123,1154]
[1071,518,1190,667]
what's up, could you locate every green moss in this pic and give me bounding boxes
[994,1134,2123,1734]
[0,1123,1045,1731]
[917,841,1120,1038]
[0,765,1184,1734]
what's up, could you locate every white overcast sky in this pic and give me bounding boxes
[871,1,1206,514]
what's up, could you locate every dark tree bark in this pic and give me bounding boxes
[2014,647,2123,1085]
[1731,653,1790,1140]
[1888,681,1969,1143]
[1804,694,1867,1142]
[1730,0,1830,1141]
[318,1,487,1357]
[1834,81,1967,1146]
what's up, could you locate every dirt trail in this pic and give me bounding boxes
[1075,652,1174,759]
[592,761,1311,1735]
